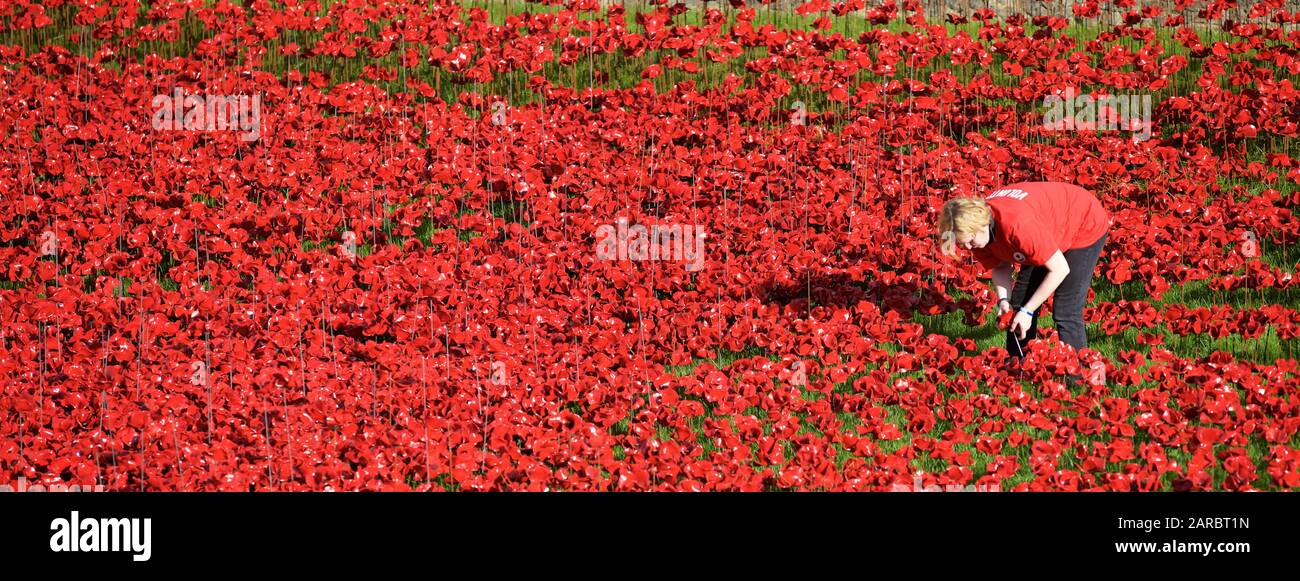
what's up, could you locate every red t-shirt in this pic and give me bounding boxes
[971,182,1110,269]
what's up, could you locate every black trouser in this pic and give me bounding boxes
[1007,230,1108,357]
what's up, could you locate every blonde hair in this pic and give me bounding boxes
[937,197,992,257]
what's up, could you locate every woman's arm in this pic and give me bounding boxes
[1010,250,1070,339]
[991,261,1014,303]
[1021,250,1071,312]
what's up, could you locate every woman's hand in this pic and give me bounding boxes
[996,298,1012,316]
[1009,310,1034,340]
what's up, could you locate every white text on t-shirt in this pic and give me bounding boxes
[987,188,1029,201]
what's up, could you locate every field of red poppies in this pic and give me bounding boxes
[1,0,1298,491]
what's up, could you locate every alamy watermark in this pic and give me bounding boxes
[1042,87,1152,142]
[788,361,807,387]
[891,471,1000,492]
[595,218,706,272]
[0,477,104,492]
[152,88,262,142]
[939,230,956,256]
[341,230,358,259]
[1086,361,1106,386]
[39,230,58,257]
[50,511,151,562]
[491,101,508,126]
[1239,230,1258,258]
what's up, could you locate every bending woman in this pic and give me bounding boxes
[938,182,1111,364]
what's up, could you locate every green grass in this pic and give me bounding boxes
[663,344,771,376]
[913,286,1300,365]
